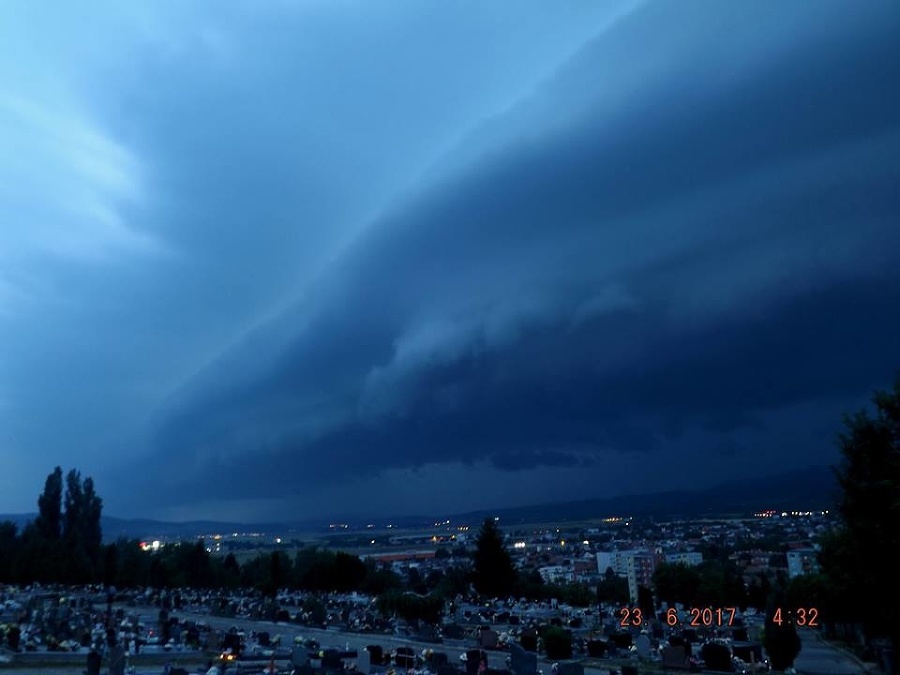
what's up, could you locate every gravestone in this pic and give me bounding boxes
[520,628,538,652]
[395,646,416,668]
[365,645,384,665]
[444,624,465,640]
[621,666,638,675]
[731,642,762,665]
[732,627,748,642]
[356,648,371,674]
[662,645,688,670]
[292,647,310,666]
[85,649,101,675]
[559,661,584,675]
[481,629,499,649]
[323,648,343,669]
[465,649,488,675]
[509,642,538,675]
[587,640,607,658]
[431,652,450,667]
[109,644,126,675]
[222,633,241,655]
[186,626,199,646]
[700,642,732,672]
[420,624,441,642]
[669,634,693,656]
[611,633,632,649]
[635,635,651,658]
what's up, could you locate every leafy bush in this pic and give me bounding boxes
[542,626,572,660]
[763,619,801,671]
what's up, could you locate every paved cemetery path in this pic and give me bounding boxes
[120,604,506,666]
[114,605,620,675]
[793,629,871,675]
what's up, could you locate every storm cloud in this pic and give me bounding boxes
[2,1,898,521]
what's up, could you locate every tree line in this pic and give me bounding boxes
[0,467,600,612]
[0,467,102,584]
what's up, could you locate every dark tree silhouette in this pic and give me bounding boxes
[83,477,103,565]
[542,626,573,660]
[746,572,771,612]
[637,585,655,617]
[102,544,118,587]
[652,562,701,606]
[63,469,84,545]
[764,591,801,671]
[35,466,63,541]
[0,521,17,580]
[825,378,899,669]
[263,550,289,597]
[472,518,517,598]
[59,469,104,582]
[596,570,629,605]
[377,591,444,627]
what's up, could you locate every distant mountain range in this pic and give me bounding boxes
[450,464,839,525]
[0,464,838,541]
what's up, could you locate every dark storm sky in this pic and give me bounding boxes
[2,1,898,522]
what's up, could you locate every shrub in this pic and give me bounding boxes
[543,626,573,660]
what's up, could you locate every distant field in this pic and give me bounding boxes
[212,512,762,563]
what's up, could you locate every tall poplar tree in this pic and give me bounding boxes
[83,477,103,565]
[35,466,63,541]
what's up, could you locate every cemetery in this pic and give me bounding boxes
[0,583,771,675]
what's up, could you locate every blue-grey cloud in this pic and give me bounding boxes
[2,0,898,521]
[119,0,900,518]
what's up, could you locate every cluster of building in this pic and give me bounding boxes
[498,510,830,601]
[129,509,831,613]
